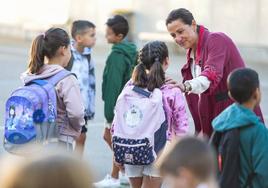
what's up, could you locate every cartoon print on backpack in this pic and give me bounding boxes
[7,106,17,130]
[19,107,33,130]
[5,97,35,144]
[124,105,143,128]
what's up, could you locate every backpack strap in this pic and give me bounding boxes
[28,70,74,87]
[45,69,74,86]
[210,129,240,188]
[29,70,74,123]
[132,86,151,98]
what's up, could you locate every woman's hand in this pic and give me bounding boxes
[165,76,177,85]
[165,77,186,92]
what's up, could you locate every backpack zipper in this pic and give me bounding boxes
[115,142,147,147]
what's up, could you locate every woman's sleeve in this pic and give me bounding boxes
[185,75,211,94]
[200,33,229,94]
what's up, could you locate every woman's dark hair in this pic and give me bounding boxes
[28,28,70,74]
[71,20,95,39]
[106,15,129,38]
[228,68,260,104]
[159,137,216,180]
[132,41,168,91]
[166,8,194,26]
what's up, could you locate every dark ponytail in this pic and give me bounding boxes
[28,28,70,74]
[133,41,168,91]
[147,58,165,91]
[132,63,148,88]
[28,35,45,74]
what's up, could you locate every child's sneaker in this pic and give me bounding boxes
[119,172,130,185]
[93,174,120,188]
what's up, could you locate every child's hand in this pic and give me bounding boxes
[114,160,125,172]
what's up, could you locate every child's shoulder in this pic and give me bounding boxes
[161,84,183,96]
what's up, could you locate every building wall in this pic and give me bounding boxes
[69,0,268,47]
[1,0,268,50]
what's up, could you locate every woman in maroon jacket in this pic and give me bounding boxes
[165,8,263,137]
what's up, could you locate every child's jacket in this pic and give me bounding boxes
[213,103,268,188]
[161,84,189,140]
[102,41,137,123]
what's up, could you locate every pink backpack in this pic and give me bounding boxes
[112,85,167,165]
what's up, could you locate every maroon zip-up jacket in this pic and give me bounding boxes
[181,26,263,137]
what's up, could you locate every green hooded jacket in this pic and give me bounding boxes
[212,103,268,188]
[102,41,137,123]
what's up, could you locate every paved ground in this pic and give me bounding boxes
[0,38,267,186]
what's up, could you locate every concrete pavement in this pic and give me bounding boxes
[0,39,267,184]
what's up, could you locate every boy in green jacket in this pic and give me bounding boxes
[212,68,268,188]
[95,15,137,187]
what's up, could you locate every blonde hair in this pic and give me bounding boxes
[3,154,93,188]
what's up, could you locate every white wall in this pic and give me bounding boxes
[1,0,268,49]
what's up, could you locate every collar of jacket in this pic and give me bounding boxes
[185,25,208,68]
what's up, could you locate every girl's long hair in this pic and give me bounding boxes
[132,41,168,91]
[28,28,70,74]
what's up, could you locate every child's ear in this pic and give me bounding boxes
[59,46,68,56]
[228,91,235,101]
[57,46,64,55]
[253,87,261,102]
[117,34,124,41]
[164,57,170,66]
[75,35,82,43]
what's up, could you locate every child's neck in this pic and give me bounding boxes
[241,101,256,110]
[74,43,85,53]
[47,57,63,67]
[113,39,123,44]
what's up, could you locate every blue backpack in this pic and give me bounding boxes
[4,70,73,155]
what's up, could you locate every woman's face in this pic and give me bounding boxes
[167,19,198,50]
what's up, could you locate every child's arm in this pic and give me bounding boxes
[103,53,128,123]
[171,88,189,137]
[60,75,85,131]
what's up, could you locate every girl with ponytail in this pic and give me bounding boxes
[134,41,188,143]
[114,41,189,188]
[21,28,85,151]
